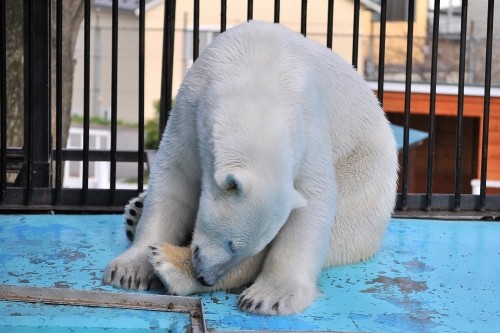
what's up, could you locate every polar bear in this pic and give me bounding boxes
[104,20,398,315]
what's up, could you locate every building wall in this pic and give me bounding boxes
[363,0,428,80]
[382,86,500,184]
[72,8,142,123]
[142,4,166,121]
[467,0,500,86]
[169,0,371,107]
[72,1,380,123]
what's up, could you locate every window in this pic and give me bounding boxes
[373,0,416,22]
[63,127,111,189]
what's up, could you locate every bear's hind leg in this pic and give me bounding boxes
[124,191,147,242]
[327,145,398,266]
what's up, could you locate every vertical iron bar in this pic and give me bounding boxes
[82,0,91,205]
[138,0,145,192]
[159,0,176,137]
[23,0,51,202]
[55,0,63,203]
[110,0,118,204]
[47,0,52,188]
[454,0,468,210]
[193,0,200,61]
[0,0,7,202]
[23,0,33,204]
[352,0,360,69]
[327,0,334,49]
[247,0,253,21]
[479,0,494,211]
[425,0,441,210]
[300,0,307,36]
[401,0,415,211]
[377,0,387,106]
[221,0,227,32]
[274,0,280,23]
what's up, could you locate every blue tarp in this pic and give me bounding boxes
[390,124,428,151]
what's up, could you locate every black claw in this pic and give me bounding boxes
[156,261,162,267]
[151,251,158,256]
[136,278,141,289]
[237,297,243,307]
[126,230,134,241]
[128,276,132,288]
[255,301,263,310]
[147,279,153,291]
[126,218,134,226]
[120,276,125,286]
[239,298,248,309]
[129,209,137,217]
[134,201,144,208]
[110,270,116,281]
[272,302,279,311]
[245,299,253,310]
[148,246,158,251]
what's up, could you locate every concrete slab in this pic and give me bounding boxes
[0,214,498,332]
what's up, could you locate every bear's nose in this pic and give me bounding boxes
[197,275,210,287]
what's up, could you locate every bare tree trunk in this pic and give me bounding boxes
[2,1,84,184]
[5,0,24,148]
[50,0,84,153]
[49,0,85,185]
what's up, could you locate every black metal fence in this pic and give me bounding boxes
[0,0,499,216]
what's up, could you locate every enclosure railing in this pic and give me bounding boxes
[0,0,498,216]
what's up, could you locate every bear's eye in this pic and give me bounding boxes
[226,182,238,192]
[221,173,243,194]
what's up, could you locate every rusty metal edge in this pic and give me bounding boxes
[0,285,206,333]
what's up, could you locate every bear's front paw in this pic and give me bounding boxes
[148,244,207,295]
[238,276,318,315]
[103,247,162,291]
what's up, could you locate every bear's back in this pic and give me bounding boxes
[183,21,392,161]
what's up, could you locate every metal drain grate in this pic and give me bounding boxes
[0,285,206,333]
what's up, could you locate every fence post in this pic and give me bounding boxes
[17,0,51,197]
[159,0,176,138]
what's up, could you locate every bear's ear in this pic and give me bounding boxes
[292,190,307,209]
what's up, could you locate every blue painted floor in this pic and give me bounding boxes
[0,214,499,332]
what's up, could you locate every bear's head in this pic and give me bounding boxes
[191,169,307,287]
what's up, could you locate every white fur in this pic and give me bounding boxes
[104,21,398,315]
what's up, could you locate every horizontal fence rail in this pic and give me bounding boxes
[0,0,499,217]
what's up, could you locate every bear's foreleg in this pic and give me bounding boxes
[104,164,199,290]
[238,167,337,315]
[103,106,201,291]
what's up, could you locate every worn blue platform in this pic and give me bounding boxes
[0,214,499,332]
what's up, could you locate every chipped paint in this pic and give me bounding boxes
[0,215,499,332]
[360,276,438,332]
[402,259,435,273]
[362,276,428,294]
